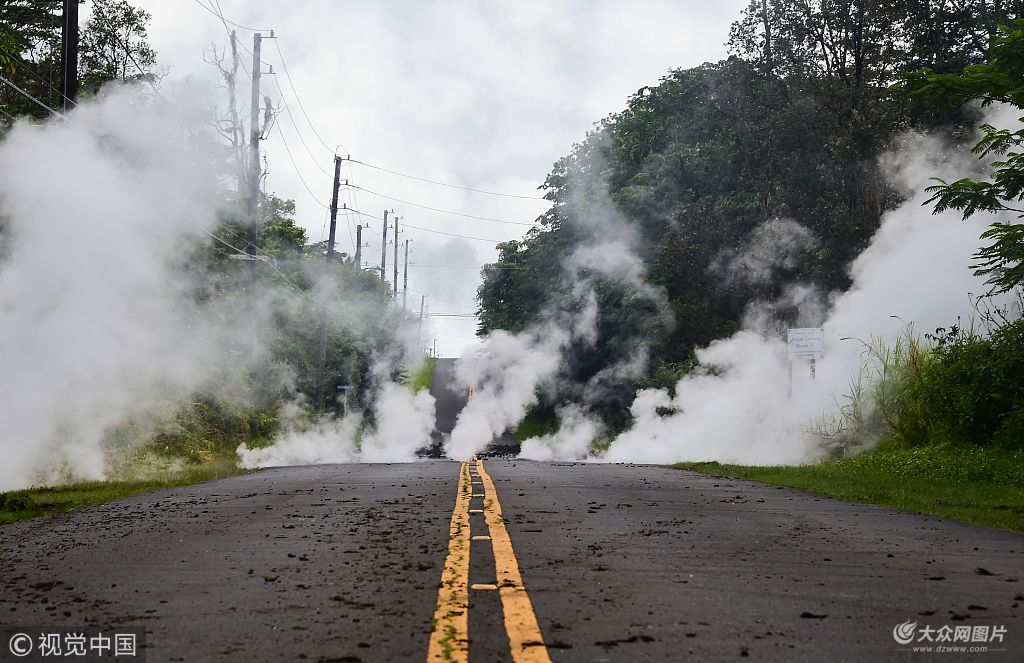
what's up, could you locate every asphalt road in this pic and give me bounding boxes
[428,358,466,454]
[2,460,1022,662]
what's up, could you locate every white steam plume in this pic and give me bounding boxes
[446,160,668,459]
[237,355,437,468]
[446,322,573,460]
[595,127,1021,464]
[0,86,231,491]
[0,83,438,490]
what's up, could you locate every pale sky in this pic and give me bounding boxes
[132,0,747,356]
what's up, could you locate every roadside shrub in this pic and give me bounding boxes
[823,312,1024,454]
[909,318,1024,449]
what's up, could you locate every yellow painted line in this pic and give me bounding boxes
[476,459,552,663]
[426,461,471,663]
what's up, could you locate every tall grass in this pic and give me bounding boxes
[814,308,1024,458]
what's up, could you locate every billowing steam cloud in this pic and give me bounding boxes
[0,84,434,491]
[602,130,1022,464]
[238,363,436,467]
[0,87,228,491]
[453,118,1022,465]
[445,162,668,460]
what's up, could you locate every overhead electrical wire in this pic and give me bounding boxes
[269,74,333,177]
[270,39,338,155]
[344,185,535,227]
[406,288,476,311]
[346,158,546,200]
[409,264,527,271]
[0,72,63,117]
[337,205,506,244]
[272,117,331,210]
[189,0,269,32]
[402,222,505,244]
[192,1,525,271]
[0,43,73,108]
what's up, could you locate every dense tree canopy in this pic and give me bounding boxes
[0,0,156,121]
[477,1,1022,428]
[905,19,1024,293]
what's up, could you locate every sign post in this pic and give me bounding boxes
[787,328,825,397]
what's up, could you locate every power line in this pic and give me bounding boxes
[196,223,320,305]
[345,185,535,227]
[409,264,527,271]
[272,117,331,210]
[0,43,72,107]
[0,72,63,117]
[270,39,337,154]
[403,222,505,244]
[269,74,332,177]
[346,158,546,200]
[407,287,476,311]
[87,7,160,95]
[188,0,269,32]
[339,205,507,243]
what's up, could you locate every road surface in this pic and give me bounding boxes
[2,460,1022,661]
[429,358,518,457]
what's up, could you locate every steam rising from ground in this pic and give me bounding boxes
[446,165,667,460]
[453,122,1022,465]
[0,88,226,491]
[0,85,433,491]
[237,368,436,468]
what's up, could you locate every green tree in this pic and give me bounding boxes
[904,19,1024,292]
[0,0,156,122]
[79,0,156,95]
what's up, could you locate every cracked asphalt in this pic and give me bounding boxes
[1,460,1022,662]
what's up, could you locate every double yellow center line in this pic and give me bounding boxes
[427,459,551,663]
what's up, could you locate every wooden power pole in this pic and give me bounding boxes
[313,155,345,411]
[402,239,410,311]
[380,210,389,282]
[59,0,78,111]
[393,216,400,298]
[354,224,362,269]
[246,32,264,259]
[326,155,342,258]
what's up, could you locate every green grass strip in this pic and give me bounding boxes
[673,444,1024,533]
[0,461,247,525]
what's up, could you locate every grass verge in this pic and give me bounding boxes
[513,412,559,443]
[673,443,1024,533]
[410,357,437,394]
[0,460,247,526]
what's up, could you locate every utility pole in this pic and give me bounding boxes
[313,154,345,412]
[246,32,265,259]
[380,210,389,282]
[354,224,362,269]
[59,0,78,111]
[418,294,426,354]
[393,216,401,298]
[326,155,342,259]
[402,239,410,311]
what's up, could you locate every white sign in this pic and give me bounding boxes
[787,327,824,359]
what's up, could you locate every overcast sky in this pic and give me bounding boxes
[132,0,747,356]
